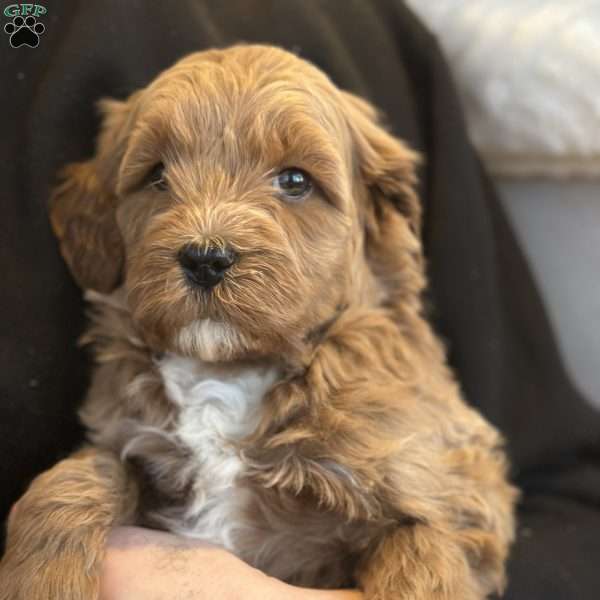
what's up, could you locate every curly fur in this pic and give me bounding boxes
[0,45,517,600]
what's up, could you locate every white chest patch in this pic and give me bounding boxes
[156,353,279,550]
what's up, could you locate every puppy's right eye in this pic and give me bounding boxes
[274,168,312,202]
[146,163,168,191]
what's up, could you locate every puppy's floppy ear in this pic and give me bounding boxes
[49,98,133,293]
[341,91,425,303]
[342,91,421,235]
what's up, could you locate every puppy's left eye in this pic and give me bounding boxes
[146,163,168,191]
[274,168,312,201]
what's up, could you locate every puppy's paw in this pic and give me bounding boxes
[0,553,99,600]
[0,448,133,600]
[0,506,104,600]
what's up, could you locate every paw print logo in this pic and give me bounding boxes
[4,15,45,48]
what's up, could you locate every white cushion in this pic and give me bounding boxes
[406,0,600,178]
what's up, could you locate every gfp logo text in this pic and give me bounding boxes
[4,4,46,17]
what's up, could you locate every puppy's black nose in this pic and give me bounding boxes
[178,244,236,289]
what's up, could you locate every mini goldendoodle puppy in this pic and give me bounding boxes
[0,45,517,600]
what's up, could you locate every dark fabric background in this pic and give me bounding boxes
[1,1,599,597]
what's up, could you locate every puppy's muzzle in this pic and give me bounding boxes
[178,243,236,290]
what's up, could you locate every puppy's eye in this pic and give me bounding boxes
[146,163,168,191]
[274,168,312,201]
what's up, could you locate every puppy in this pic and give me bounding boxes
[0,45,517,600]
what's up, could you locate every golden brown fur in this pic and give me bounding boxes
[0,45,517,599]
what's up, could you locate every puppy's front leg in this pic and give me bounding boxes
[0,447,136,600]
[356,522,493,600]
[245,308,516,597]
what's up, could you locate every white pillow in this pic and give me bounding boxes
[406,0,600,178]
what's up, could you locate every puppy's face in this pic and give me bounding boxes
[51,46,421,364]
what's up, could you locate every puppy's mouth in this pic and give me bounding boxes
[129,232,310,363]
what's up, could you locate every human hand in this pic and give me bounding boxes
[100,527,363,600]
